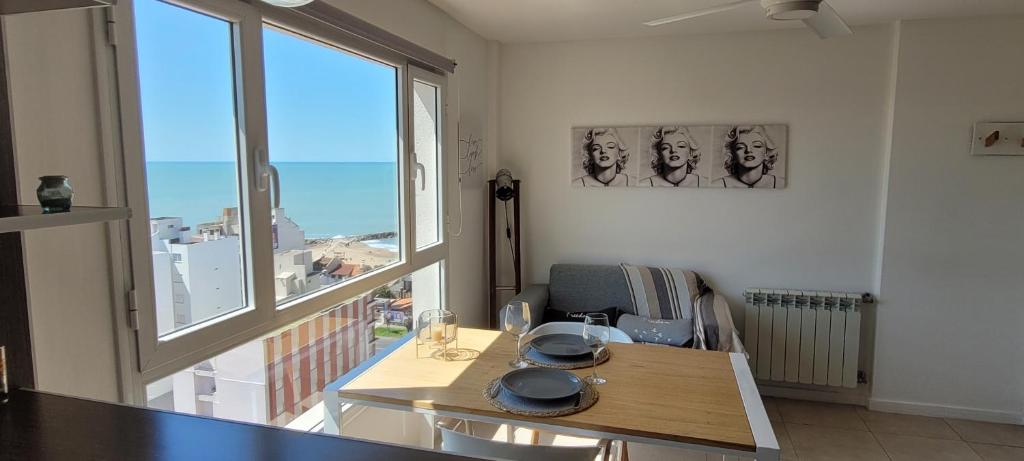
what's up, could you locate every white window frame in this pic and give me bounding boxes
[111,0,450,391]
[407,65,449,263]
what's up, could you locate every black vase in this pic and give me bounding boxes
[36,175,73,213]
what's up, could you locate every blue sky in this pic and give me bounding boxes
[135,0,399,163]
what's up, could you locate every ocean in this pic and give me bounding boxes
[146,162,399,244]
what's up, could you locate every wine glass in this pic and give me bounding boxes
[582,313,610,385]
[503,301,531,368]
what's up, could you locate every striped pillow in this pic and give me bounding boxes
[620,264,707,321]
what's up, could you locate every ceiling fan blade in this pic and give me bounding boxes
[644,0,758,27]
[802,1,852,38]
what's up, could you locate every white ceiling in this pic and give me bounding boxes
[426,0,1024,43]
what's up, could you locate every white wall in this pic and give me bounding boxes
[176,236,244,326]
[872,16,1024,424]
[152,251,174,334]
[208,340,268,424]
[498,25,896,316]
[4,9,122,401]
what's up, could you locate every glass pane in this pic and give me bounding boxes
[262,27,401,306]
[135,0,248,335]
[413,80,441,249]
[144,262,443,429]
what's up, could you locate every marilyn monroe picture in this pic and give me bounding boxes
[570,124,786,189]
[571,127,639,187]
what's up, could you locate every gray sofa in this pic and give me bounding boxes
[502,263,743,352]
[504,264,636,326]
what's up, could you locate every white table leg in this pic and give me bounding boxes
[323,391,342,436]
[731,353,780,461]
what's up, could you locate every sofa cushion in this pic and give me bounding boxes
[617,313,694,347]
[542,306,621,326]
[620,263,706,320]
[548,264,635,314]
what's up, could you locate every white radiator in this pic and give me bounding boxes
[743,289,872,388]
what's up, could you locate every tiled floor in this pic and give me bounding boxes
[612,398,1022,461]
[761,398,1024,461]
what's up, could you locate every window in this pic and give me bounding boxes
[262,26,401,306]
[145,262,443,428]
[135,0,249,336]
[412,78,442,250]
[117,0,448,397]
[408,67,447,267]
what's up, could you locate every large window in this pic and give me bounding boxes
[118,0,447,401]
[262,26,401,306]
[135,0,249,335]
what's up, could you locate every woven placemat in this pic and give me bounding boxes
[482,377,599,417]
[520,344,610,370]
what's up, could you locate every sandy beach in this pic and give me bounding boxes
[306,237,399,270]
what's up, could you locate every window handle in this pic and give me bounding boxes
[269,164,280,209]
[255,146,270,192]
[413,152,426,192]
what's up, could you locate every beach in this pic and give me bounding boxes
[306,237,399,269]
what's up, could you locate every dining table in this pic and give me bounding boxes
[323,327,779,460]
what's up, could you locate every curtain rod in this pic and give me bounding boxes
[293,1,457,74]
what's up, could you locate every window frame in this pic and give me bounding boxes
[406,65,449,265]
[113,0,450,387]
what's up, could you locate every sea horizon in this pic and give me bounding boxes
[146,161,399,242]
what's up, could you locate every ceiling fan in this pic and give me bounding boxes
[644,0,852,39]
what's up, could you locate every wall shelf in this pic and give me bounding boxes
[0,205,130,233]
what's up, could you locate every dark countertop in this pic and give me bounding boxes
[0,389,475,460]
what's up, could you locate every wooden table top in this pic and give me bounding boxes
[340,328,756,452]
[0,389,474,461]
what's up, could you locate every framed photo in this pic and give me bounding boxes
[570,124,787,189]
[636,125,713,188]
[571,127,639,187]
[707,125,788,189]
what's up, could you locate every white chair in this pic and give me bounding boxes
[438,420,613,461]
[528,321,634,344]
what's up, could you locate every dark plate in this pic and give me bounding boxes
[499,368,583,401]
[530,333,591,358]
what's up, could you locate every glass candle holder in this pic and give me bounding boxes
[416,309,458,360]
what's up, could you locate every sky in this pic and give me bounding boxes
[134,0,400,163]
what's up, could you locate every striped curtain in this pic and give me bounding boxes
[263,293,376,426]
